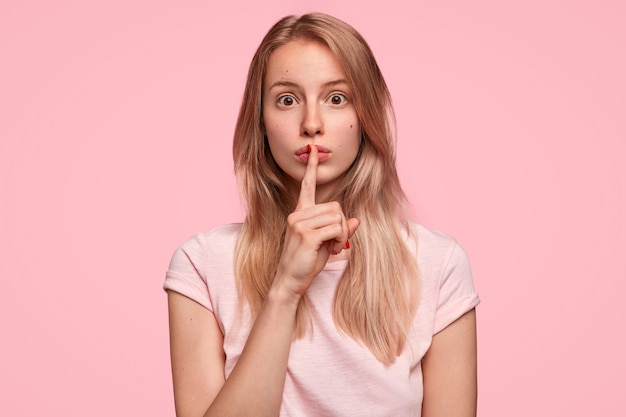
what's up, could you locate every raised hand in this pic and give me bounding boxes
[273,145,360,298]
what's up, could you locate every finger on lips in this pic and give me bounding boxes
[295,144,356,255]
[297,144,318,209]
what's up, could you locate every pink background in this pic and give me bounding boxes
[1,1,624,415]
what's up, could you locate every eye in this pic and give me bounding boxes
[277,95,297,107]
[327,93,347,106]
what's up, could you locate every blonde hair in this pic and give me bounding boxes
[233,13,418,364]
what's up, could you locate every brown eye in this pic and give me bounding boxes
[278,95,296,106]
[328,93,347,106]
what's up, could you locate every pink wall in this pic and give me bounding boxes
[1,1,624,415]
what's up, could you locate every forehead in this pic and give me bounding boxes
[264,40,346,86]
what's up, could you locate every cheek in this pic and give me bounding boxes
[262,106,281,134]
[347,121,361,146]
[263,116,282,140]
[265,125,289,148]
[265,122,293,161]
[264,111,298,138]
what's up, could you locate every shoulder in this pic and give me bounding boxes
[405,222,465,262]
[177,223,242,253]
[164,223,243,308]
[192,223,243,243]
[405,222,473,286]
[407,222,479,330]
[168,223,242,270]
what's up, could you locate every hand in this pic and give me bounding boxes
[273,145,360,297]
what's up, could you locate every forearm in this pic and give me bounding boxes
[202,283,299,417]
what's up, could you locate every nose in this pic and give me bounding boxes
[301,104,323,137]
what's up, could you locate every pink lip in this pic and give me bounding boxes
[295,145,331,163]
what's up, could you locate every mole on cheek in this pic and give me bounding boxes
[350,124,353,128]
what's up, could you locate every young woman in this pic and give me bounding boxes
[165,13,479,417]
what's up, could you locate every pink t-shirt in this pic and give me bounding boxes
[164,222,479,416]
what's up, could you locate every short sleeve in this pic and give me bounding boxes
[433,242,480,334]
[163,233,213,311]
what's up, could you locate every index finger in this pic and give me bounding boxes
[296,144,318,209]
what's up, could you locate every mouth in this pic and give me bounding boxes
[295,145,331,163]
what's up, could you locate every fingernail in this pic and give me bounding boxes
[345,240,350,249]
[307,144,312,153]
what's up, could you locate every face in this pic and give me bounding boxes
[262,40,361,202]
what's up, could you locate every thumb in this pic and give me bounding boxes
[347,217,360,240]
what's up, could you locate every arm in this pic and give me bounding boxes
[168,284,302,417]
[421,308,477,417]
[167,145,359,417]
[167,290,225,416]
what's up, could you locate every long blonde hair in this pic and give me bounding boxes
[233,13,418,364]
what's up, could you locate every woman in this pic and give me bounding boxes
[165,13,479,417]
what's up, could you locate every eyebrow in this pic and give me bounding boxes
[268,79,349,90]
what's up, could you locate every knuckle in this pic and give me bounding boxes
[292,220,307,235]
[287,213,298,227]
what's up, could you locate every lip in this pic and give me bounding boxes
[295,145,331,163]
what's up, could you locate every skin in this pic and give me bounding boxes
[168,146,358,417]
[422,309,477,417]
[262,39,361,204]
[167,40,477,417]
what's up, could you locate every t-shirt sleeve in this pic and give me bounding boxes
[163,233,213,311]
[433,242,480,334]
